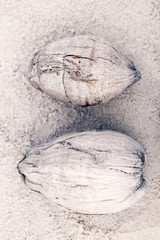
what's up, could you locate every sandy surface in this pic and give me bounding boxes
[0,0,160,239]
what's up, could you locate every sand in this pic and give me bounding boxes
[0,0,160,239]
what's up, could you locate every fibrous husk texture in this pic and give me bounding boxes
[18,131,146,214]
[29,35,141,106]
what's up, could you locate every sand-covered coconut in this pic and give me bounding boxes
[17,131,146,214]
[28,35,141,106]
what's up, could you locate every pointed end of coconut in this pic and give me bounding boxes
[17,155,27,183]
[27,51,43,91]
[134,70,141,83]
[128,65,142,88]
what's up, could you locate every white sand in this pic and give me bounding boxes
[0,0,160,239]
